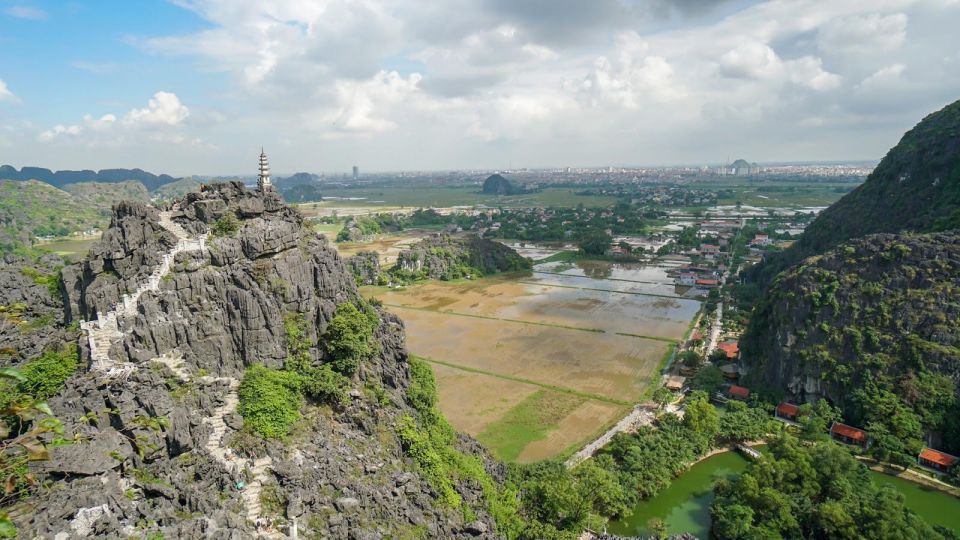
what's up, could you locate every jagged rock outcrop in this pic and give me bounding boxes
[346,251,382,286]
[0,253,73,361]
[393,234,531,281]
[10,183,504,539]
[742,232,960,444]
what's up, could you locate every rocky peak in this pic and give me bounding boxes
[12,183,503,539]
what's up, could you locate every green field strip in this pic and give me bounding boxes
[416,355,632,407]
[516,280,702,303]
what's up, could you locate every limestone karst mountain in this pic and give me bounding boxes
[6,182,505,538]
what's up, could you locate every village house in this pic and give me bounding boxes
[720,363,739,380]
[699,244,721,258]
[728,385,750,401]
[775,402,800,422]
[751,234,772,246]
[677,272,697,286]
[918,448,959,473]
[696,278,719,288]
[718,341,739,360]
[830,423,869,447]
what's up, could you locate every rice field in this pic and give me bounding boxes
[363,264,700,462]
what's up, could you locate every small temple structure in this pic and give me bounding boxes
[257,148,273,193]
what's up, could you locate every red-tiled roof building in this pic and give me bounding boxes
[830,423,868,447]
[728,385,750,400]
[718,341,739,359]
[775,402,800,422]
[918,448,959,472]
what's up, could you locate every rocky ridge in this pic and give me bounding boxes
[8,182,503,539]
[741,232,960,446]
[393,234,531,281]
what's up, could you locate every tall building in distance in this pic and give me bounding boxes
[352,165,359,180]
[258,148,272,192]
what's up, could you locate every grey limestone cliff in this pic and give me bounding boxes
[9,182,503,539]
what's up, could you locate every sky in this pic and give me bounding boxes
[0,0,959,176]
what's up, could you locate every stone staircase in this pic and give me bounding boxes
[86,208,283,536]
[200,378,282,537]
[81,210,207,376]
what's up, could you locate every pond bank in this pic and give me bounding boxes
[609,445,960,537]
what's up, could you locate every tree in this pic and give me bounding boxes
[0,368,65,537]
[683,394,719,441]
[323,302,379,376]
[680,350,702,367]
[708,349,729,365]
[799,399,840,441]
[578,230,613,256]
[691,364,724,394]
[211,212,240,237]
[647,517,667,539]
[652,387,674,411]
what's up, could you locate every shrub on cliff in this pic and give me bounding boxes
[323,302,379,376]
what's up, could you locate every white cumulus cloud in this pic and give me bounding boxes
[124,92,190,126]
[0,79,18,102]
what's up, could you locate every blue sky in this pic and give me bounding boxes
[1,0,959,175]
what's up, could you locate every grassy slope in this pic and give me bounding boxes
[0,180,107,251]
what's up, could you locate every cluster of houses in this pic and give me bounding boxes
[773,402,960,474]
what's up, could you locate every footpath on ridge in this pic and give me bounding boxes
[80,209,284,537]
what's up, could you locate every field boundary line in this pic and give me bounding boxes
[516,280,703,303]
[613,332,678,344]
[417,355,632,406]
[532,270,668,286]
[384,304,608,334]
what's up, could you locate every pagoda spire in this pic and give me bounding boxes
[257,148,272,192]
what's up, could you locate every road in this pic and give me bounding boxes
[565,405,656,468]
[705,300,723,355]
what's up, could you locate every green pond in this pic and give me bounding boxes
[608,449,960,537]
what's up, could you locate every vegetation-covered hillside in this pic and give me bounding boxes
[0,180,106,251]
[742,232,960,455]
[151,177,203,201]
[483,174,515,195]
[64,180,150,207]
[752,99,960,285]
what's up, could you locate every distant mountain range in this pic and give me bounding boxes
[0,165,180,191]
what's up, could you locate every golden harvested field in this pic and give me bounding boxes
[364,273,697,462]
[398,307,668,401]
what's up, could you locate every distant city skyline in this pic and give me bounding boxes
[1,0,958,175]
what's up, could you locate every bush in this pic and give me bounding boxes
[1,344,79,408]
[211,212,240,237]
[237,365,303,439]
[323,303,379,376]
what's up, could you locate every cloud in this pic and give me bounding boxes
[124,92,190,126]
[858,63,906,90]
[319,70,422,138]
[4,5,47,20]
[37,93,192,143]
[718,41,783,80]
[818,13,908,54]
[11,0,960,173]
[0,79,17,102]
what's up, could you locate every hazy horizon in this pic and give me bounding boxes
[2,0,958,175]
